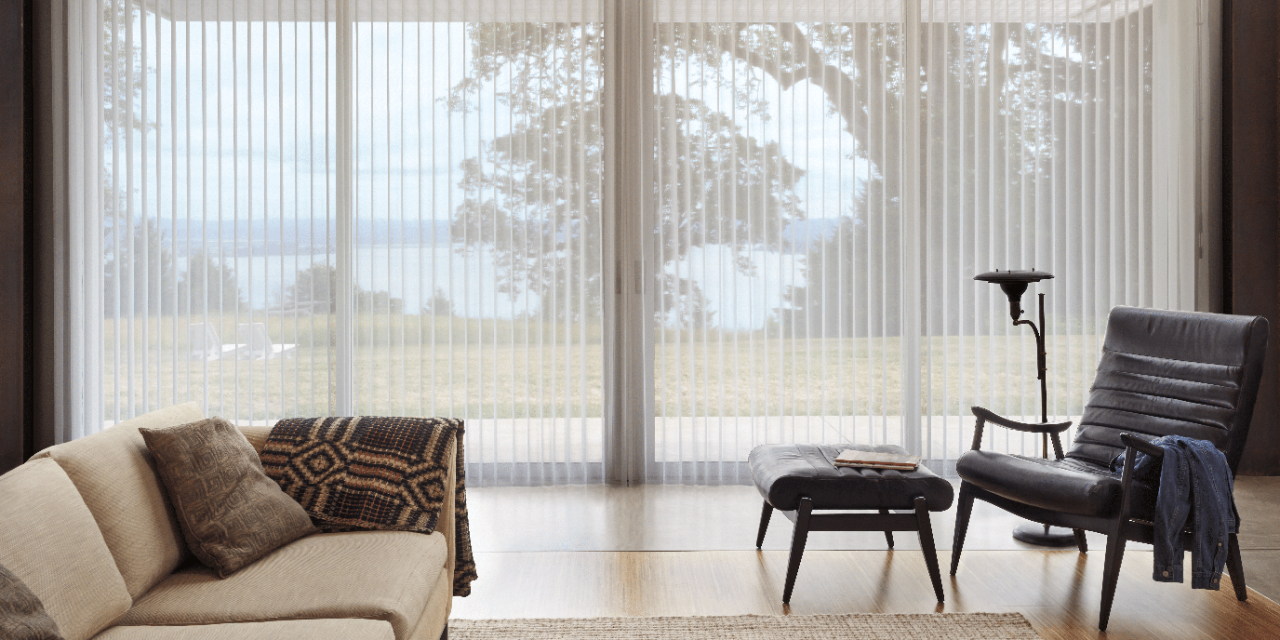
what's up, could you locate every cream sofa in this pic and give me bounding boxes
[0,403,457,640]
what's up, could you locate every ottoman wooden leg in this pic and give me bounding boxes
[782,497,813,604]
[756,501,773,549]
[914,496,945,603]
[879,509,895,548]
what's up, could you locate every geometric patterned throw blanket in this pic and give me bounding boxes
[261,416,477,597]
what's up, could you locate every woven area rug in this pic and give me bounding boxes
[449,613,1042,639]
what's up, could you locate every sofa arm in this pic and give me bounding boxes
[442,435,458,587]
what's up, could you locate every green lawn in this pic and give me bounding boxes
[102,314,1100,422]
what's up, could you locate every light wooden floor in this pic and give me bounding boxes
[452,478,1280,640]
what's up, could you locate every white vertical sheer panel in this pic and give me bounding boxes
[81,0,1196,482]
[916,0,1161,474]
[97,0,607,487]
[50,0,107,443]
[356,0,607,484]
[102,0,336,426]
[648,0,909,483]
[648,0,1183,482]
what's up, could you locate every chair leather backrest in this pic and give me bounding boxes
[1067,306,1269,475]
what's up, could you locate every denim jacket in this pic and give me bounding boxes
[1113,435,1239,590]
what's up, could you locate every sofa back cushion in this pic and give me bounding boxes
[0,459,132,640]
[141,418,316,577]
[32,402,206,600]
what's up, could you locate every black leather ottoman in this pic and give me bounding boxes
[748,443,955,603]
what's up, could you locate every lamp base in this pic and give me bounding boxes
[1012,522,1078,547]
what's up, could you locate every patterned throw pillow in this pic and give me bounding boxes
[0,563,64,640]
[141,417,316,577]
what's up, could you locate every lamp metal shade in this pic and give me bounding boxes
[974,270,1054,321]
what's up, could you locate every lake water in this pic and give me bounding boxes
[222,244,802,330]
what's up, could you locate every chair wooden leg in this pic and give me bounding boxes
[914,496,945,603]
[1227,532,1248,601]
[950,482,975,576]
[880,509,895,549]
[782,497,813,604]
[756,501,773,549]
[1098,526,1127,631]
[1073,528,1088,553]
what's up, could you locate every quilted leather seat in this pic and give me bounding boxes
[751,443,954,512]
[956,306,1261,520]
[956,451,1154,519]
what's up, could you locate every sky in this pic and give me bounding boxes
[112,15,868,246]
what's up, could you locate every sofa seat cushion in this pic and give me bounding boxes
[92,620,395,640]
[117,531,447,640]
[0,459,132,640]
[32,403,206,599]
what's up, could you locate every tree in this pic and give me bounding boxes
[422,288,454,317]
[449,23,810,327]
[177,249,246,315]
[779,210,902,339]
[451,88,804,325]
[777,19,1128,337]
[101,0,160,318]
[284,264,405,315]
[102,0,147,149]
[104,219,175,316]
[450,19,1112,330]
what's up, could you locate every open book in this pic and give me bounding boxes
[834,449,921,471]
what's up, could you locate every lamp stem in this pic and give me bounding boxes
[1039,292,1047,424]
[1014,293,1050,458]
[1038,293,1048,459]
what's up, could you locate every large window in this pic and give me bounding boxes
[84,0,1209,484]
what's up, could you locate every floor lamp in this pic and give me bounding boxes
[973,269,1076,547]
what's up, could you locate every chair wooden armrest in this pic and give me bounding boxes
[972,406,1073,434]
[1115,433,1164,519]
[1119,432,1164,460]
[969,407,1073,457]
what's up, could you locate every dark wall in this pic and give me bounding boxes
[1226,0,1280,475]
[0,0,31,475]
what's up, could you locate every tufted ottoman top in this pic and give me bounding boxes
[749,443,955,512]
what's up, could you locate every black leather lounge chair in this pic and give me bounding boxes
[949,306,1269,631]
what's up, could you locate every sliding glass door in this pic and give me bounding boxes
[100,0,606,484]
[347,2,606,484]
[647,2,912,483]
[94,0,1200,484]
[641,0,1179,482]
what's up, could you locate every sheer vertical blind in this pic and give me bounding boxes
[346,0,607,484]
[95,0,606,484]
[917,0,1172,474]
[74,0,1208,484]
[643,0,1199,482]
[647,0,917,483]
